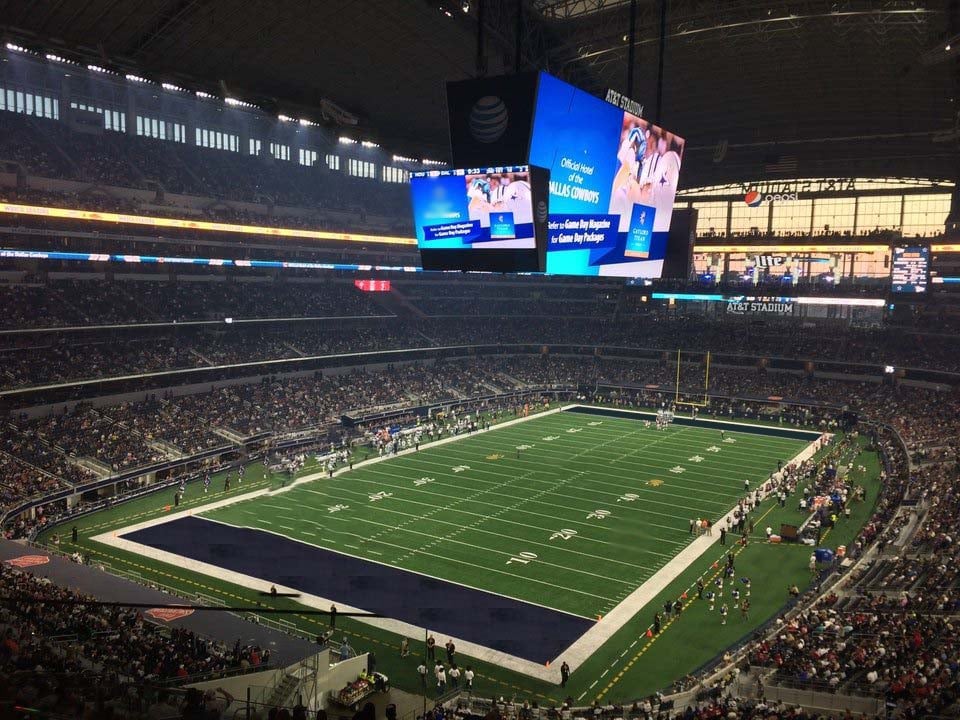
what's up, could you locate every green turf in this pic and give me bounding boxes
[34,408,882,704]
[201,411,808,618]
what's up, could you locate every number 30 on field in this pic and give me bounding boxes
[506,551,538,565]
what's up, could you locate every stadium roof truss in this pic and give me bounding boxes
[2,0,957,182]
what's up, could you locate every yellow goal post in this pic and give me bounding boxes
[673,349,711,409]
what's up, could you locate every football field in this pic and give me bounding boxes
[52,405,882,701]
[194,408,809,621]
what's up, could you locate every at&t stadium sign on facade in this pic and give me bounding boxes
[725,297,795,315]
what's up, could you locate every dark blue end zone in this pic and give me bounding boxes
[123,516,591,664]
[565,405,822,441]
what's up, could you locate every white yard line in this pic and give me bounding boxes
[339,471,699,527]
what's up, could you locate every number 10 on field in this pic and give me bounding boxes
[506,551,538,565]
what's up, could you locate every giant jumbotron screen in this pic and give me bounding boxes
[530,72,686,278]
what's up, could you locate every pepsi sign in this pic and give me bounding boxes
[743,189,799,206]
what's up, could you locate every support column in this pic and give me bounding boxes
[654,0,667,124]
[627,0,638,99]
[476,0,486,76]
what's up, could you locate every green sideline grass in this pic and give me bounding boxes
[35,409,880,704]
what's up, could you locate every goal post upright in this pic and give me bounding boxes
[703,350,711,406]
[674,348,711,411]
[674,348,681,405]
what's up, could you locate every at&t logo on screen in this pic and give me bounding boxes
[469,96,509,143]
[744,189,799,206]
[536,200,548,223]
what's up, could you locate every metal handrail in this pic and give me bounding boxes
[153,661,276,688]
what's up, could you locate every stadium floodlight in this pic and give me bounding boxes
[921,33,960,65]
[421,159,444,166]
[46,53,75,64]
[224,96,257,109]
[6,43,28,53]
[125,73,151,83]
[161,82,187,93]
[392,154,418,163]
[195,90,215,99]
[278,114,294,122]
[299,118,320,127]
[338,136,357,145]
[87,64,114,74]
[361,140,379,148]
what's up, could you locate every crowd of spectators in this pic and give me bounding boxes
[695,228,902,242]
[19,403,167,472]
[0,562,273,716]
[843,448,960,617]
[748,594,959,716]
[0,454,69,512]
[105,398,229,455]
[398,281,617,318]
[0,114,73,177]
[0,278,387,329]
[1,276,960,391]
[0,113,412,233]
[0,424,96,502]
